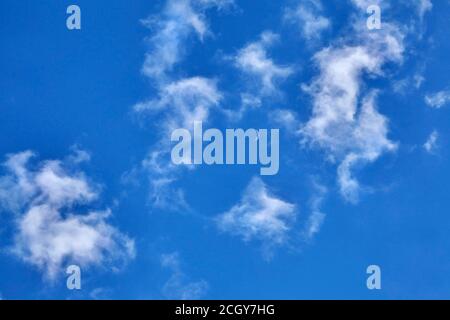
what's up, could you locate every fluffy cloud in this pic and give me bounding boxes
[161,252,208,299]
[301,11,403,202]
[425,91,450,109]
[0,151,135,279]
[284,0,330,41]
[216,177,296,255]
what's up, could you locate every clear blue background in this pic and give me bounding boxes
[0,0,450,299]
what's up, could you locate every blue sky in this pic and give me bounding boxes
[0,0,450,300]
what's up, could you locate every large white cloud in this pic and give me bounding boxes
[301,9,404,202]
[0,151,135,279]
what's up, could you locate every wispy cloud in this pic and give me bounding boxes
[392,72,425,94]
[284,0,330,41]
[161,252,208,299]
[302,181,327,241]
[423,130,439,154]
[270,109,300,135]
[216,177,296,258]
[133,0,229,211]
[425,90,450,109]
[148,173,190,212]
[0,151,135,280]
[89,287,113,300]
[223,31,294,121]
[134,77,221,211]
[140,0,233,82]
[417,0,433,21]
[234,31,293,97]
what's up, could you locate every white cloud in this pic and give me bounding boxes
[122,149,190,212]
[417,0,433,20]
[392,73,425,94]
[134,76,222,132]
[414,73,425,89]
[140,0,233,82]
[136,2,224,132]
[67,145,91,164]
[216,177,296,255]
[149,176,190,212]
[301,19,403,202]
[133,77,221,211]
[423,130,439,154]
[302,181,327,241]
[223,32,294,121]
[270,109,300,134]
[425,91,450,109]
[161,252,208,299]
[134,1,229,210]
[234,31,293,96]
[0,151,135,280]
[284,0,330,41]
